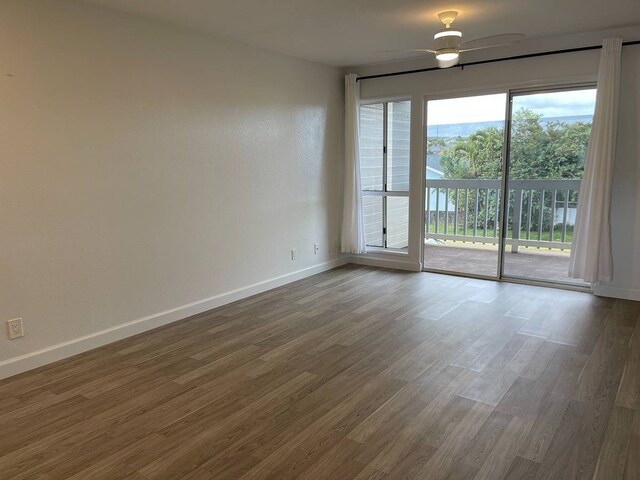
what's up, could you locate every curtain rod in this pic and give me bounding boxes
[356,39,640,82]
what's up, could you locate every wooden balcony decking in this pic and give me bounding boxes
[424,242,588,285]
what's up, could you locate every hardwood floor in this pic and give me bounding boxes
[1,265,638,479]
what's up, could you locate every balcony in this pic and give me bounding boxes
[425,178,586,284]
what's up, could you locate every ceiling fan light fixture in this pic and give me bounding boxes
[434,30,462,51]
[434,29,462,40]
[435,49,459,61]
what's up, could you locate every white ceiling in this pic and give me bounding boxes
[82,0,640,66]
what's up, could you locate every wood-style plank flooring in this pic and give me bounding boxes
[1,265,639,479]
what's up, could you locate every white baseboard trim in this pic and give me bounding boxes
[0,258,347,381]
[592,284,640,301]
[348,254,422,272]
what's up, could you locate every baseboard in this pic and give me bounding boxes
[592,284,640,301]
[0,258,347,381]
[348,254,422,272]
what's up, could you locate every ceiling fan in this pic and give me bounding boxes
[412,11,525,68]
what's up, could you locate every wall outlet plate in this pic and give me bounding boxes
[290,249,297,261]
[314,243,320,255]
[7,318,24,339]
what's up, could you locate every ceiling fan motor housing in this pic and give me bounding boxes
[434,30,462,51]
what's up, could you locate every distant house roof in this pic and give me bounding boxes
[427,154,444,178]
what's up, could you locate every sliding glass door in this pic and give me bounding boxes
[424,93,507,278]
[424,85,596,287]
[502,88,596,285]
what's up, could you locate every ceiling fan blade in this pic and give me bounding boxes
[460,33,525,50]
[375,49,436,53]
[458,46,498,52]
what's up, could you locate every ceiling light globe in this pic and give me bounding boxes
[435,50,459,61]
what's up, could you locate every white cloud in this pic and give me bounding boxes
[426,89,596,126]
[427,93,506,125]
[515,89,596,118]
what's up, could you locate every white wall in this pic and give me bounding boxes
[0,0,344,377]
[603,45,640,299]
[348,28,640,300]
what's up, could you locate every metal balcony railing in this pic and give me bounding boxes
[425,178,582,252]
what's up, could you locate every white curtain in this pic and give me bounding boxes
[341,74,367,254]
[569,38,622,283]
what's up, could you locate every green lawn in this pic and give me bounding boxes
[426,225,573,243]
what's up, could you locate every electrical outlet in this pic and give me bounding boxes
[7,318,24,340]
[314,243,320,255]
[290,249,297,261]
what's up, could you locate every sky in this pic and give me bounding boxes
[426,89,596,125]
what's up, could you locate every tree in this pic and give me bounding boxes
[439,126,503,179]
[541,121,591,179]
[427,137,446,155]
[434,108,591,233]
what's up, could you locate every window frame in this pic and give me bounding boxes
[360,98,411,252]
[420,80,597,289]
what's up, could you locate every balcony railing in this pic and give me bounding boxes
[425,179,582,252]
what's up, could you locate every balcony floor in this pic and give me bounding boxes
[424,242,587,285]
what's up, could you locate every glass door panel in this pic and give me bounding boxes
[424,93,507,277]
[387,100,411,191]
[360,100,411,250]
[387,196,410,249]
[502,88,596,285]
